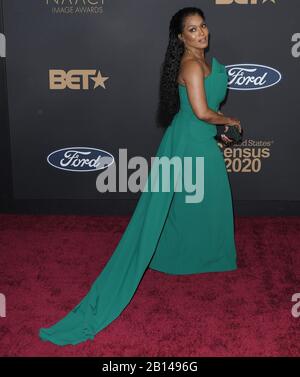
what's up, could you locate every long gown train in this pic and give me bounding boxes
[39,56,237,346]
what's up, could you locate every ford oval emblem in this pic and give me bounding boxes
[225,63,282,91]
[47,147,114,172]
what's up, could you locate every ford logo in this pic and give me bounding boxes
[225,64,282,91]
[47,147,114,172]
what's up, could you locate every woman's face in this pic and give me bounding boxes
[178,14,209,50]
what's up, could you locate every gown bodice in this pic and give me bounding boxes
[176,56,229,140]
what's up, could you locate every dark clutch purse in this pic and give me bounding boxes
[217,125,243,143]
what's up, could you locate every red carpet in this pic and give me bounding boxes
[0,214,299,356]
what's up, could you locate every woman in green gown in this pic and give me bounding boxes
[39,7,241,346]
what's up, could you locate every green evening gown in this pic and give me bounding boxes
[39,56,237,346]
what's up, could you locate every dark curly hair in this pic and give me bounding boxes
[156,7,206,128]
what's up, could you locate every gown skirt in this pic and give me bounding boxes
[39,56,237,345]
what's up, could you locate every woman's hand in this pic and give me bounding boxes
[217,110,234,144]
[225,116,242,133]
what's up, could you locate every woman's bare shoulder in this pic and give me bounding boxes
[178,58,205,85]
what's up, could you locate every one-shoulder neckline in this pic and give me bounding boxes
[177,56,215,88]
